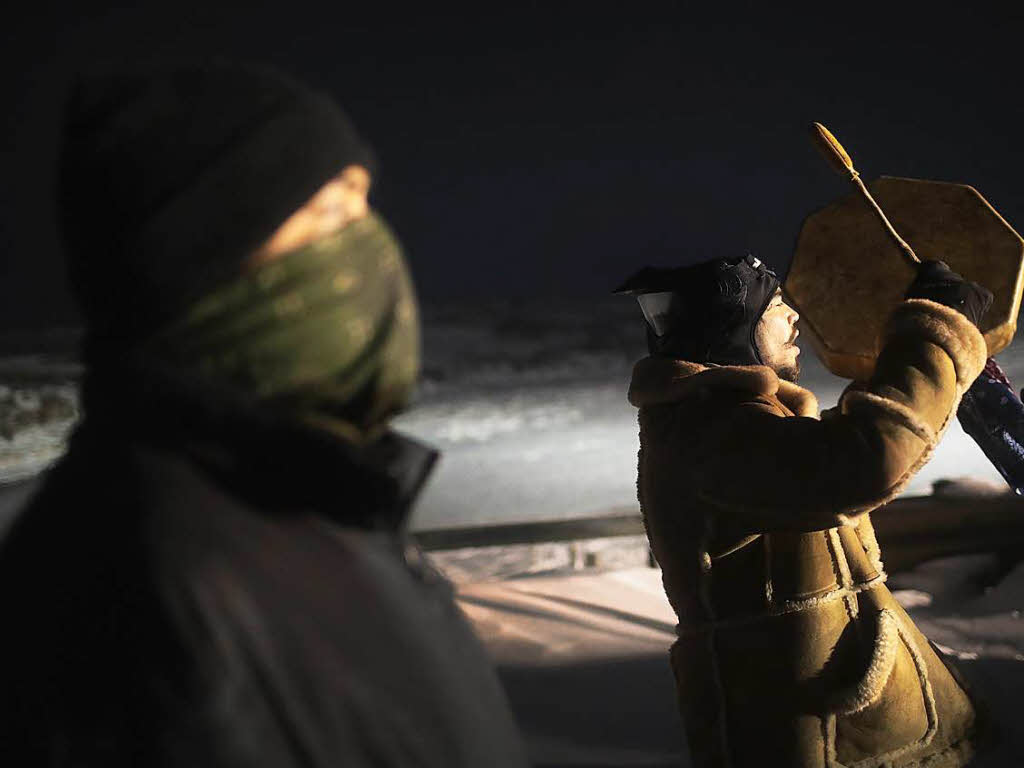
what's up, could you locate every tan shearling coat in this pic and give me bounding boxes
[629,299,989,768]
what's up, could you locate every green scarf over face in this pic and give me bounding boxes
[145,212,419,442]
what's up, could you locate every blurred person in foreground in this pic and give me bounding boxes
[0,62,528,767]
[619,255,994,767]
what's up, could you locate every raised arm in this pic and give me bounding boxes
[696,293,988,532]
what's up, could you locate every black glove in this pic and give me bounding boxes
[905,260,993,328]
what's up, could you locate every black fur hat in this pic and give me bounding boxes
[615,255,780,365]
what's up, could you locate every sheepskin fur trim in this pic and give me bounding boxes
[777,378,819,417]
[826,528,854,589]
[828,609,901,716]
[822,611,941,768]
[826,528,860,621]
[884,620,940,759]
[628,357,820,417]
[900,737,976,768]
[885,299,988,387]
[775,574,887,615]
[825,720,968,768]
[674,574,888,635]
[856,517,886,577]
[628,358,774,407]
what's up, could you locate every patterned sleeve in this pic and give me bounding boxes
[957,357,1024,495]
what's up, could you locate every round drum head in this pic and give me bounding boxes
[786,176,1024,380]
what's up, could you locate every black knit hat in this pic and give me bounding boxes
[614,255,780,366]
[59,60,375,355]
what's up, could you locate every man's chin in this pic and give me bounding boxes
[776,359,801,383]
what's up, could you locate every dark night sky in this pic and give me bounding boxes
[3,2,1023,331]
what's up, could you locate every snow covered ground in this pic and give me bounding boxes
[3,297,1024,531]
[890,554,1024,766]
[397,298,1020,529]
[2,298,1021,527]
[454,560,1024,767]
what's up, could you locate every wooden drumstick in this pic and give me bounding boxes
[810,122,920,266]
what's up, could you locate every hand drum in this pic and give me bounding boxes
[786,176,1024,380]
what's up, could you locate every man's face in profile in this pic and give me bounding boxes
[755,288,801,382]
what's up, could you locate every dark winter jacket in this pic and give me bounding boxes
[629,298,989,768]
[0,374,529,767]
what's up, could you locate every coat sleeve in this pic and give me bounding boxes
[694,298,987,532]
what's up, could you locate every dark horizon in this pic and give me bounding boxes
[4,3,1023,331]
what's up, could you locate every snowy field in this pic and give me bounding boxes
[1,298,1023,529]
[397,298,1019,529]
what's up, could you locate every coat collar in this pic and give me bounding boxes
[628,357,819,418]
[81,361,438,532]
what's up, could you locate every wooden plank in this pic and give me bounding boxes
[414,495,1024,576]
[413,511,645,551]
